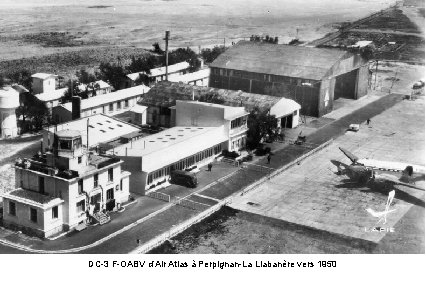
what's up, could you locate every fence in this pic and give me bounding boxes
[131,201,227,254]
[147,190,210,211]
[221,157,240,167]
[147,191,170,202]
[173,198,210,211]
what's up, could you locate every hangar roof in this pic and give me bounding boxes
[210,41,349,80]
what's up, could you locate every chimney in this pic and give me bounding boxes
[71,96,81,120]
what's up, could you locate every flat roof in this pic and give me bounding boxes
[150,61,190,77]
[2,189,64,209]
[112,126,215,156]
[111,126,228,172]
[177,100,248,120]
[35,88,67,102]
[169,68,210,83]
[45,114,141,147]
[62,84,150,111]
[127,62,190,80]
[31,73,57,80]
[210,41,349,80]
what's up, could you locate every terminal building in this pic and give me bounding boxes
[1,130,130,238]
[139,81,300,129]
[209,41,369,117]
[105,100,248,194]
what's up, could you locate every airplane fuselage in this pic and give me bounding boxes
[356,158,425,175]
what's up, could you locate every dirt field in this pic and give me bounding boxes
[0,0,395,77]
[321,3,425,63]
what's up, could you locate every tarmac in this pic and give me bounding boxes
[0,88,416,253]
[230,96,425,244]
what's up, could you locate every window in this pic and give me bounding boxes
[106,188,114,200]
[30,208,37,223]
[108,168,113,182]
[9,201,16,216]
[52,206,58,219]
[117,101,121,110]
[76,200,85,213]
[109,103,113,112]
[78,179,84,194]
[124,100,129,108]
[59,139,72,150]
[94,174,98,188]
[78,156,82,164]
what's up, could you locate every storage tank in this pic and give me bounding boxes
[0,86,20,138]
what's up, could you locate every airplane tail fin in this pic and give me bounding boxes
[330,160,349,174]
[339,147,359,164]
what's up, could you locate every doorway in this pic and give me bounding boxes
[281,115,293,128]
[334,69,358,100]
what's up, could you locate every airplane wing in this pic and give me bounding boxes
[339,147,359,164]
[375,173,425,191]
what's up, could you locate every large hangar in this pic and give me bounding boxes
[209,41,370,117]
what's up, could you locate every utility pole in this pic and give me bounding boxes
[164,31,170,81]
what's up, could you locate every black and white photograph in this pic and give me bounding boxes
[0,0,424,273]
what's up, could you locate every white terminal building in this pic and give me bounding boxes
[0,86,20,138]
[105,100,248,194]
[1,129,131,238]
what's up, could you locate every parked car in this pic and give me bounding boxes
[170,170,198,188]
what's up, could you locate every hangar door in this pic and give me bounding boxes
[334,69,358,100]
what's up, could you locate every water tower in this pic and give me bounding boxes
[0,86,19,138]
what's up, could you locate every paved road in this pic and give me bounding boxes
[0,93,403,254]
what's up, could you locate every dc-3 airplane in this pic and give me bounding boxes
[331,147,425,190]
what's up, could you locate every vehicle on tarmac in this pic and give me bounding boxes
[170,170,198,188]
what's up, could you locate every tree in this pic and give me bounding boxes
[246,108,278,149]
[62,79,82,103]
[126,55,158,74]
[76,69,96,84]
[0,75,5,88]
[152,42,164,54]
[8,70,32,90]
[201,46,226,63]
[97,62,127,90]
[167,47,200,72]
[17,95,49,132]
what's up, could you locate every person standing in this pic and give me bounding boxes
[208,163,212,172]
[366,118,371,125]
[267,154,271,164]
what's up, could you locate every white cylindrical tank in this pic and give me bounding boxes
[0,86,20,138]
